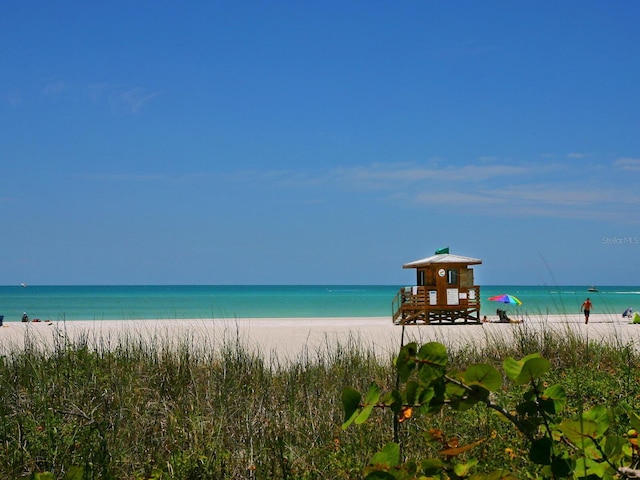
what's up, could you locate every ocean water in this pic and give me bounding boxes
[0,285,638,322]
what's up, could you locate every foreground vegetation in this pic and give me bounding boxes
[1,324,640,479]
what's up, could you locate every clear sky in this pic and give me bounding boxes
[1,1,639,286]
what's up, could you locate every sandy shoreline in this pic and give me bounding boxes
[1,313,639,361]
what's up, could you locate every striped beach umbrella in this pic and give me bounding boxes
[488,294,522,305]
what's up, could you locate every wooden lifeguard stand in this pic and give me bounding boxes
[392,249,482,325]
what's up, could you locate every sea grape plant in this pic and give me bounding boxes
[342,341,640,479]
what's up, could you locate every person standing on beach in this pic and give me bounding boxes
[581,298,593,324]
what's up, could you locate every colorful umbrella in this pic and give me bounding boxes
[488,294,522,305]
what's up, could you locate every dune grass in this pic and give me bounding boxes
[0,322,639,479]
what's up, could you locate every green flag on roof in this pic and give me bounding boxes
[435,247,449,255]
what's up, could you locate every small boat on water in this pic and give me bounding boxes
[588,286,599,292]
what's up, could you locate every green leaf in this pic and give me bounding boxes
[364,443,401,480]
[396,342,418,382]
[62,467,84,480]
[417,386,435,405]
[516,399,539,417]
[557,418,600,444]
[573,457,588,477]
[450,397,477,411]
[481,472,520,480]
[538,397,557,416]
[602,434,626,459]
[466,385,491,402]
[445,379,466,398]
[355,383,381,425]
[341,387,362,429]
[574,454,611,477]
[369,442,401,468]
[33,474,55,480]
[461,363,502,391]
[405,380,418,406]
[543,384,566,413]
[516,357,551,385]
[388,390,403,413]
[522,387,537,402]
[582,405,610,436]
[504,353,550,385]
[449,384,490,411]
[418,364,445,385]
[421,378,446,414]
[380,391,395,408]
[503,357,523,382]
[417,342,448,367]
[530,437,552,465]
[550,456,572,477]
[416,343,447,385]
[364,472,396,480]
[586,459,607,477]
[420,458,445,475]
[626,405,640,431]
[453,458,478,476]
[403,459,418,477]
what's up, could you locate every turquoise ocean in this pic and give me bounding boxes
[1,285,639,322]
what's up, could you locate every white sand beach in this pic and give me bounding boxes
[2,313,639,361]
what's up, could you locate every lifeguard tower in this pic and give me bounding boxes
[392,248,482,325]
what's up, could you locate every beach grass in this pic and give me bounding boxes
[1,321,640,479]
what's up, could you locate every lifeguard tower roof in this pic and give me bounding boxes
[403,253,482,269]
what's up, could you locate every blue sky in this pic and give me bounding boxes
[1,1,639,286]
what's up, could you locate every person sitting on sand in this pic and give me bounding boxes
[623,307,633,318]
[496,309,512,323]
[21,312,28,322]
[495,308,523,324]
